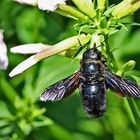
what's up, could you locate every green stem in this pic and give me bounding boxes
[105,40,118,71]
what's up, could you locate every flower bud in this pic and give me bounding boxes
[116,60,135,76]
[112,0,140,18]
[72,0,96,18]
[121,60,136,72]
[58,4,89,21]
[97,0,106,10]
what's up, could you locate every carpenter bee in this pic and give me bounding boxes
[39,44,140,118]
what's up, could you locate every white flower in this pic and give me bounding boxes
[10,43,51,54]
[9,56,38,77]
[9,34,89,77]
[0,30,8,70]
[38,0,66,11]
[14,0,37,5]
[9,43,52,77]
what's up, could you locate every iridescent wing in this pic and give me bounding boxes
[39,71,80,101]
[104,70,140,97]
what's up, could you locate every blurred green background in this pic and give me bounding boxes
[0,0,140,140]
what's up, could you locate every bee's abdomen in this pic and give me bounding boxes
[79,82,106,118]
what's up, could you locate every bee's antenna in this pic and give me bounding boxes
[93,43,96,48]
[73,38,86,58]
[78,38,88,50]
[78,38,83,48]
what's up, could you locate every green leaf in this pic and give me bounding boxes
[58,4,89,21]
[0,78,18,104]
[0,101,11,118]
[103,5,115,17]
[125,98,140,125]
[32,116,53,127]
[34,55,79,96]
[0,125,13,136]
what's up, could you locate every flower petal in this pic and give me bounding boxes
[14,0,37,5]
[0,30,8,70]
[10,43,51,54]
[9,56,37,77]
[38,0,66,11]
[0,53,8,70]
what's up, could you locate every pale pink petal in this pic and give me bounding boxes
[0,30,8,70]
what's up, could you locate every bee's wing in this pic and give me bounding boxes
[104,70,140,97]
[39,71,80,101]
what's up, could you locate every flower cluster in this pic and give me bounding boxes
[9,0,140,77]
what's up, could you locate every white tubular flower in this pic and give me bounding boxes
[10,43,51,54]
[14,0,37,5]
[38,0,66,11]
[9,34,90,77]
[0,30,8,70]
[9,56,38,77]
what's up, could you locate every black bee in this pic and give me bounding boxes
[39,45,140,118]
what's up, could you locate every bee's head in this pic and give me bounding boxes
[83,47,101,60]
